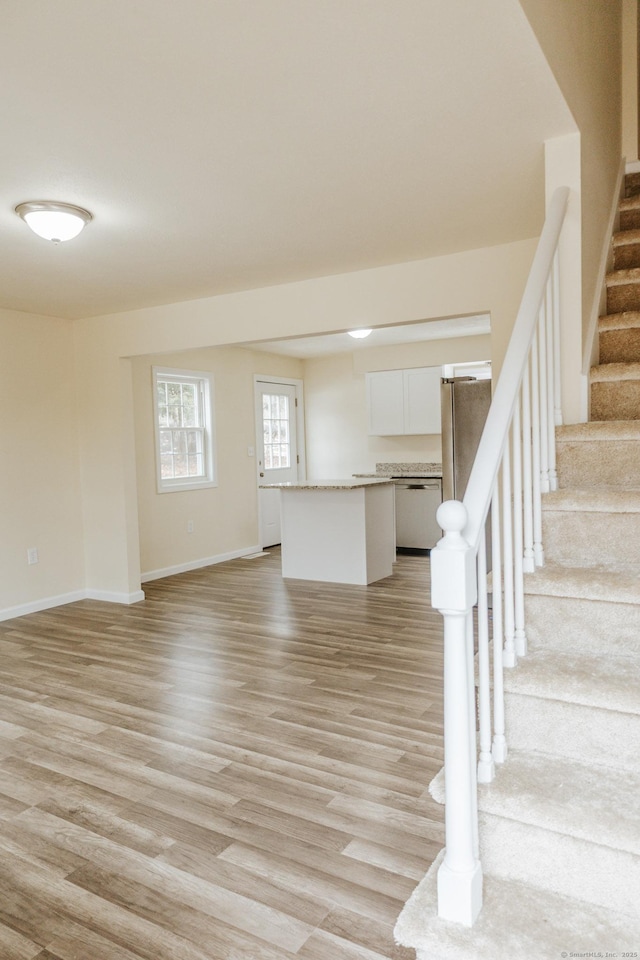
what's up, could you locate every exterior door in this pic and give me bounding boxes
[255,380,299,547]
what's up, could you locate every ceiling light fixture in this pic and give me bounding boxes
[15,201,93,243]
[347,328,372,339]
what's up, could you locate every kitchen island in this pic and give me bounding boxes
[259,478,395,585]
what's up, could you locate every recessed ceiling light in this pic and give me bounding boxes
[347,328,372,339]
[15,201,93,243]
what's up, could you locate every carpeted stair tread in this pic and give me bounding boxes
[606,265,640,286]
[612,230,640,269]
[477,751,640,855]
[598,310,640,330]
[394,850,640,959]
[524,561,640,603]
[613,226,640,246]
[590,360,640,381]
[543,486,640,511]
[557,419,640,440]
[620,192,640,211]
[619,193,640,229]
[503,647,640,716]
[605,268,640,313]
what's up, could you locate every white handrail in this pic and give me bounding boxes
[462,187,569,551]
[430,186,569,927]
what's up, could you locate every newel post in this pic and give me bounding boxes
[431,500,483,927]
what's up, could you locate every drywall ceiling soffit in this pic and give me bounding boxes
[0,0,575,320]
[245,315,492,359]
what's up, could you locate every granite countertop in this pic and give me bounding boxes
[353,461,443,478]
[259,478,395,491]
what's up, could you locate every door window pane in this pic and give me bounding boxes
[262,393,291,470]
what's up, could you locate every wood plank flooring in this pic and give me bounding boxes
[0,549,444,959]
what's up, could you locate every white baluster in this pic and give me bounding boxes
[538,298,550,494]
[553,250,563,427]
[546,280,558,491]
[531,325,545,567]
[501,445,516,668]
[490,484,507,764]
[476,527,494,783]
[432,501,483,927]
[521,360,535,574]
[512,398,527,658]
[466,611,480,861]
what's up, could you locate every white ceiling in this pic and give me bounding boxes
[0,0,574,320]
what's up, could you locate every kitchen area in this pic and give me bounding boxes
[261,349,492,584]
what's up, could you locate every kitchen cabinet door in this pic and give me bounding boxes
[366,367,441,435]
[366,370,405,435]
[404,366,441,434]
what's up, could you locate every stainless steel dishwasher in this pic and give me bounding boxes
[394,477,442,551]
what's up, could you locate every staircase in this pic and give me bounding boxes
[394,175,640,958]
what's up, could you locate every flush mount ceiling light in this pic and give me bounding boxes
[347,328,372,339]
[15,201,92,243]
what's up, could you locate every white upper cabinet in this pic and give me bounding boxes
[366,366,442,436]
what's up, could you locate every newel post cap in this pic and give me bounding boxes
[431,500,477,612]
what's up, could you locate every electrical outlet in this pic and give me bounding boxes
[247,445,255,457]
[27,547,39,565]
[187,520,194,534]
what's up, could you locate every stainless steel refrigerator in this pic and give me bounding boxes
[441,377,492,502]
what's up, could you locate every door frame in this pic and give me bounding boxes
[253,375,306,546]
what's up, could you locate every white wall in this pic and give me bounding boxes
[0,308,85,617]
[303,335,491,478]
[520,0,622,336]
[132,345,303,578]
[72,237,536,601]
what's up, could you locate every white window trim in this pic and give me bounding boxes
[152,366,217,493]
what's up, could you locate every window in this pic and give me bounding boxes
[262,392,291,469]
[152,367,216,492]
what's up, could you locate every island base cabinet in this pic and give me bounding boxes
[279,484,395,585]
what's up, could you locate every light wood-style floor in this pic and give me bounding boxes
[0,548,445,959]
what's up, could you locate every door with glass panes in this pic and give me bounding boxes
[255,381,299,547]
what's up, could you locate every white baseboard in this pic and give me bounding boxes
[0,586,146,622]
[0,547,261,622]
[85,589,146,605]
[0,589,89,622]
[625,159,640,174]
[141,544,262,583]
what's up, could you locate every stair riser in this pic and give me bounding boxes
[591,380,640,420]
[613,242,640,270]
[479,814,640,918]
[607,281,640,314]
[599,327,640,363]
[525,594,640,656]
[542,509,640,567]
[625,173,640,198]
[504,691,639,772]
[619,207,640,231]
[556,438,640,487]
